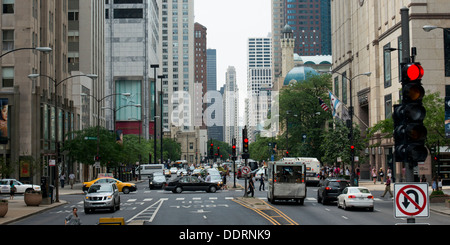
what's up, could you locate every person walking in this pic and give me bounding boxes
[247,174,255,197]
[372,167,377,184]
[60,173,66,188]
[9,180,15,200]
[69,173,75,189]
[65,207,81,225]
[259,173,265,191]
[381,176,393,198]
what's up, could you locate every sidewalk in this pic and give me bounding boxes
[358,179,450,216]
[0,183,85,225]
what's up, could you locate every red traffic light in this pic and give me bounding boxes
[244,138,249,143]
[404,63,424,81]
[232,145,236,149]
[211,143,214,147]
[350,145,355,150]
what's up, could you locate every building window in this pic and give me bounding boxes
[342,72,347,105]
[114,9,143,19]
[2,30,14,51]
[2,0,14,14]
[385,94,392,119]
[384,43,392,88]
[2,67,14,87]
[334,76,339,97]
[444,29,450,77]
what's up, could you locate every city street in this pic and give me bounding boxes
[7,176,450,226]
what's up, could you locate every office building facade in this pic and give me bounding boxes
[105,0,160,140]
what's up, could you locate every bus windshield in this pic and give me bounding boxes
[275,166,303,183]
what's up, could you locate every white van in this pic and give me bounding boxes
[136,164,164,177]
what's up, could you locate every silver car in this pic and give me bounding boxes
[84,183,120,214]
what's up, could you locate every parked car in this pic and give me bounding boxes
[317,178,350,205]
[82,177,136,194]
[0,179,41,194]
[165,176,220,194]
[149,174,167,189]
[337,187,374,211]
[84,183,120,214]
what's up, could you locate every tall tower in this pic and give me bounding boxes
[247,36,272,142]
[159,0,195,133]
[281,24,295,79]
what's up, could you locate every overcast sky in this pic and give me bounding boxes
[194,0,271,117]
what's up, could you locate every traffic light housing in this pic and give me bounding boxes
[209,143,214,159]
[95,155,100,162]
[242,126,250,159]
[394,62,428,163]
[232,144,236,157]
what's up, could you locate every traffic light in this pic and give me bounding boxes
[95,155,100,162]
[243,127,249,154]
[242,126,250,159]
[394,62,428,163]
[232,144,236,157]
[209,143,214,159]
[285,151,289,157]
[217,147,220,158]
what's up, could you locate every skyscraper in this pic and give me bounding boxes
[223,66,239,145]
[246,36,272,142]
[159,0,195,133]
[271,0,331,77]
[105,0,160,140]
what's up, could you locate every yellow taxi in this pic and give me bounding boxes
[82,177,137,194]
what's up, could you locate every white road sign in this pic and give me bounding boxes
[394,183,429,219]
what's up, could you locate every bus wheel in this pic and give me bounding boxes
[297,198,304,205]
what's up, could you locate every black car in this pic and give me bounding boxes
[165,176,220,194]
[317,178,350,204]
[148,174,167,189]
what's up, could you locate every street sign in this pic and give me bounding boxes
[394,183,429,218]
[242,166,251,175]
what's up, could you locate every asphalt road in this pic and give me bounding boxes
[9,177,450,226]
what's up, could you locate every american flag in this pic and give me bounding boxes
[319,97,329,111]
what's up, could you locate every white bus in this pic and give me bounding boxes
[136,164,164,177]
[267,159,307,205]
[296,157,321,185]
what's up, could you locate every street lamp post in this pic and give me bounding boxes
[0,47,52,59]
[158,74,166,165]
[151,64,159,164]
[28,73,98,202]
[332,71,371,186]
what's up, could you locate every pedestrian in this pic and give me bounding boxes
[381,176,393,198]
[247,174,255,197]
[259,173,265,191]
[69,173,75,189]
[60,173,66,188]
[372,168,377,184]
[222,173,228,190]
[379,168,384,184]
[205,172,211,182]
[432,176,437,192]
[65,207,81,225]
[9,180,15,200]
[438,176,443,191]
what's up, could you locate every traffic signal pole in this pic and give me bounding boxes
[401,7,415,183]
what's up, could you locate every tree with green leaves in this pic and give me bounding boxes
[277,73,333,160]
[320,119,365,167]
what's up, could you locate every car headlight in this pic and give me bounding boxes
[106,195,112,199]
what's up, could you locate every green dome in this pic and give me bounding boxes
[283,66,319,86]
